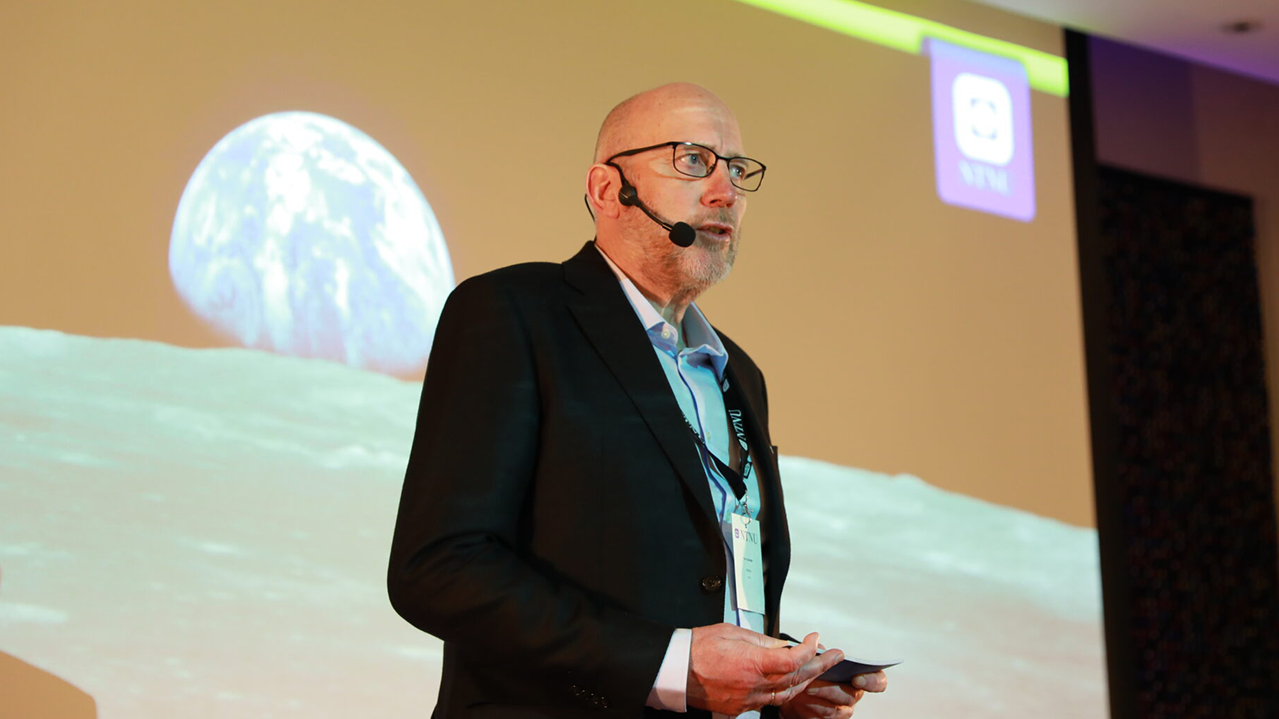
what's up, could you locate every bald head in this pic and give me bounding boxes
[593,83,742,163]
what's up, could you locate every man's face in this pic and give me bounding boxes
[616,99,747,289]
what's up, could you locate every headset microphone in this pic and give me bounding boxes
[617,184,697,248]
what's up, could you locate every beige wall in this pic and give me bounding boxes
[1089,37,1279,531]
[0,0,1093,525]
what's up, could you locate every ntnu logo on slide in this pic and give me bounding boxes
[929,38,1035,222]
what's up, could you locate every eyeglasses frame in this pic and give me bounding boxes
[604,141,767,192]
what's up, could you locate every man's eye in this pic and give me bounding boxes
[678,152,706,168]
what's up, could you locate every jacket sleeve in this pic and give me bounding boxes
[386,272,673,711]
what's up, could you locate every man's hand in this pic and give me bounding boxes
[687,625,845,716]
[779,672,888,719]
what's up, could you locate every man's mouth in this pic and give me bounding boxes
[697,222,734,240]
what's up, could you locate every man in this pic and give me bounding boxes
[388,83,887,719]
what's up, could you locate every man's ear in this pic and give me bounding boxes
[585,164,622,219]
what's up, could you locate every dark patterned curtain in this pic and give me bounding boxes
[1098,165,1279,718]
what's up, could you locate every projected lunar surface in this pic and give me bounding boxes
[0,327,1107,719]
[169,112,453,375]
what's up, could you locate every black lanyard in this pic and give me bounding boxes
[683,376,754,501]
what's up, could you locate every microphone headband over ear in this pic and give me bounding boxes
[607,160,697,248]
[617,184,638,207]
[608,162,639,207]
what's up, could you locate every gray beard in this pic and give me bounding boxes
[653,232,738,304]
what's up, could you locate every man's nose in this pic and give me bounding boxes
[701,162,741,207]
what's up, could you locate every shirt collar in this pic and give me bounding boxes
[596,245,729,380]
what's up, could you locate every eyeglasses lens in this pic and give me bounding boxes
[667,143,765,191]
[729,159,765,192]
[669,144,764,191]
[672,145,714,178]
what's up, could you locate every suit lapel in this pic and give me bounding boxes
[563,243,718,523]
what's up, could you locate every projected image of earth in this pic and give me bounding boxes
[169,112,453,376]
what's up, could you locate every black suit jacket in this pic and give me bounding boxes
[388,241,791,719]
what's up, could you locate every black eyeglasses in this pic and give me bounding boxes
[606,141,767,192]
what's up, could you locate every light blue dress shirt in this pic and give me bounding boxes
[598,247,765,717]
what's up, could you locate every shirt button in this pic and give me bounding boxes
[701,576,723,592]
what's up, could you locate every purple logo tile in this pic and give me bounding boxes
[927,38,1036,222]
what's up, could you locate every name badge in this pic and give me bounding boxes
[731,512,766,614]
